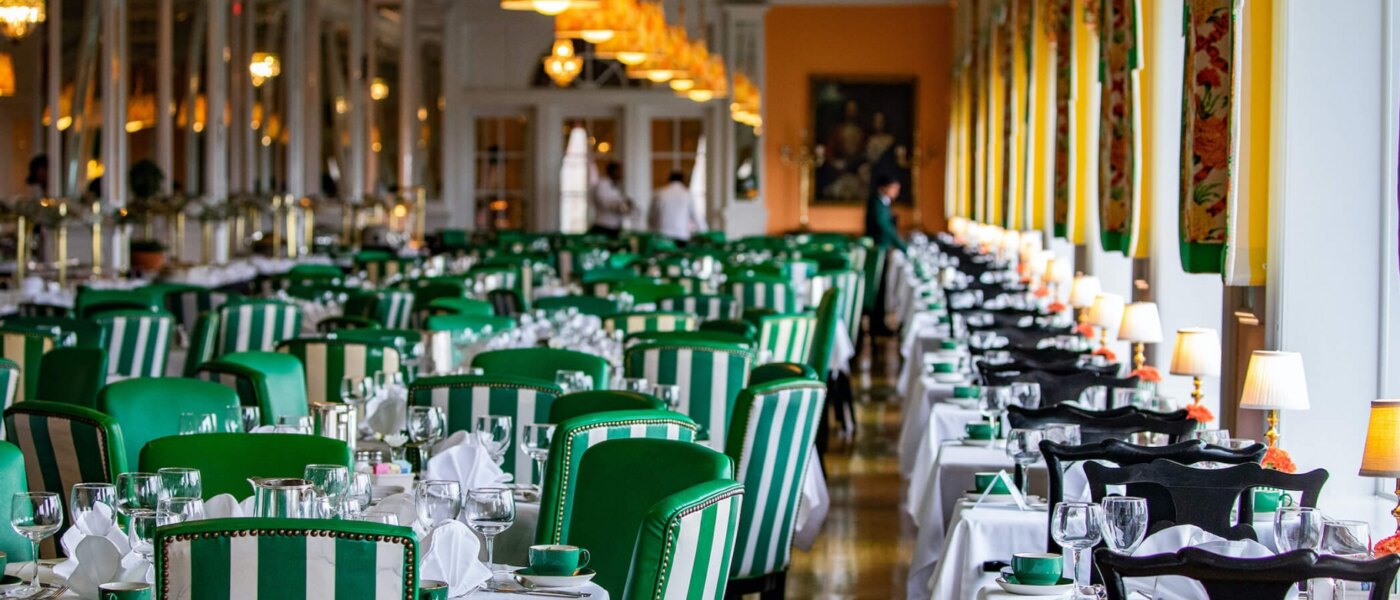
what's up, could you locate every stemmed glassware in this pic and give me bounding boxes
[305,464,351,518]
[1004,429,1043,494]
[1100,497,1148,554]
[980,386,1013,428]
[555,370,584,395]
[521,424,556,495]
[1322,519,1371,596]
[465,488,516,576]
[127,509,179,564]
[115,472,167,517]
[157,468,203,500]
[344,472,374,517]
[178,412,217,435]
[1051,502,1104,595]
[69,483,118,536]
[1043,423,1082,446]
[10,491,63,596]
[1275,506,1325,596]
[652,384,682,411]
[474,415,514,466]
[415,480,462,531]
[1009,382,1042,409]
[1190,429,1232,447]
[619,377,649,393]
[157,497,206,522]
[408,406,447,462]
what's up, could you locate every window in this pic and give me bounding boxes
[475,116,530,230]
[559,118,618,233]
[650,118,706,223]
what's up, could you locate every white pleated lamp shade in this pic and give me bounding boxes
[1048,259,1073,286]
[1087,293,1125,329]
[1169,328,1221,377]
[1068,275,1101,308]
[1239,351,1310,411]
[1118,302,1163,343]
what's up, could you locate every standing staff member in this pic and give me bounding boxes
[589,162,632,237]
[865,174,907,336]
[648,171,706,245]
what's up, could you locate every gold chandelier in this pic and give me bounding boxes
[501,0,597,17]
[543,39,583,87]
[0,0,44,40]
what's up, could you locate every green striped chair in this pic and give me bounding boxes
[534,295,621,318]
[182,312,221,377]
[612,281,685,306]
[93,310,177,381]
[75,288,164,318]
[623,339,752,449]
[723,379,827,597]
[141,433,352,499]
[278,338,403,404]
[471,348,609,392]
[812,268,866,352]
[623,479,744,600]
[315,316,380,333]
[0,316,106,349]
[426,297,494,317]
[603,311,699,336]
[728,276,798,314]
[98,378,240,465]
[214,299,303,356]
[162,285,234,338]
[584,270,640,297]
[3,401,127,557]
[0,359,19,419]
[468,265,523,296]
[17,303,72,318]
[195,352,310,426]
[368,290,415,329]
[658,294,738,321]
[408,375,563,485]
[154,518,418,600]
[355,251,420,287]
[37,348,107,409]
[546,392,668,423]
[807,289,841,378]
[0,441,34,561]
[752,313,818,365]
[0,328,58,402]
[535,410,699,546]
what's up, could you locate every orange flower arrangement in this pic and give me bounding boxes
[1129,365,1162,383]
[1047,301,1068,313]
[1262,446,1296,474]
[1075,323,1095,338]
[1032,286,1050,298]
[1186,403,1215,423]
[1092,347,1117,362]
[1375,534,1400,556]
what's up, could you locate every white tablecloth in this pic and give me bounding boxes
[899,375,975,479]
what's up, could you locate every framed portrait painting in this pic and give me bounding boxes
[810,76,917,206]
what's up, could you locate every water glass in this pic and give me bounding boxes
[178,412,217,435]
[1100,496,1148,553]
[1079,386,1108,411]
[408,406,447,461]
[127,509,179,562]
[1043,423,1082,446]
[305,464,351,515]
[116,472,167,516]
[344,472,374,516]
[1322,519,1372,597]
[221,406,244,433]
[1004,428,1044,493]
[555,370,585,394]
[157,467,203,500]
[619,377,649,393]
[1010,382,1042,409]
[1051,502,1104,591]
[652,384,683,411]
[341,377,369,405]
[465,488,516,574]
[522,424,556,492]
[1275,506,1325,553]
[474,415,514,466]
[415,480,462,530]
[980,386,1013,425]
[157,497,206,522]
[69,483,118,536]
[1190,429,1232,447]
[275,415,314,434]
[10,491,62,595]
[1225,438,1257,450]
[355,511,399,525]
[240,406,263,431]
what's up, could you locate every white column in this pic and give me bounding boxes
[241,0,257,193]
[207,0,230,262]
[622,103,650,231]
[441,1,470,229]
[101,0,129,272]
[348,0,367,201]
[156,0,173,194]
[398,0,418,191]
[304,0,322,199]
[45,0,60,197]
[286,0,306,198]
[532,104,562,231]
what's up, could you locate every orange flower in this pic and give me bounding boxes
[1075,323,1095,338]
[1032,286,1050,298]
[1375,534,1400,557]
[1129,366,1162,383]
[1092,347,1117,362]
[1186,402,1215,423]
[1048,301,1068,313]
[1262,446,1297,474]
[1196,116,1231,172]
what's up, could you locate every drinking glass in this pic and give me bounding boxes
[555,370,584,394]
[465,488,516,574]
[1112,388,1152,410]
[69,483,118,536]
[652,384,683,411]
[1010,382,1042,409]
[1051,502,1104,592]
[980,386,1013,427]
[355,511,399,525]
[10,492,62,595]
[1322,520,1372,597]
[1079,386,1108,411]
[157,467,203,500]
[240,406,262,432]
[115,472,167,516]
[178,412,217,435]
[619,377,649,393]
[127,509,179,562]
[220,406,244,433]
[1043,423,1082,446]
[275,415,314,434]
[1100,497,1149,553]
[305,464,351,516]
[415,480,462,530]
[1190,429,1232,447]
[1004,428,1043,493]
[157,497,206,522]
[344,472,374,516]
[341,376,369,405]
[473,415,514,466]
[407,406,447,462]
[1275,507,1325,552]
[1225,438,1257,450]
[521,424,556,493]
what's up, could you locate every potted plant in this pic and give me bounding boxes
[130,238,167,272]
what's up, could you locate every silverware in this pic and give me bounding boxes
[490,587,589,598]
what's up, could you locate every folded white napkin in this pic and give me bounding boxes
[419,521,493,597]
[366,383,409,436]
[1128,525,1291,600]
[373,493,420,532]
[203,494,255,519]
[424,431,511,491]
[52,505,150,599]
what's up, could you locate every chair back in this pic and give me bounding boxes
[613,281,686,305]
[426,296,494,317]
[0,359,19,418]
[0,316,106,348]
[811,269,865,346]
[75,288,164,318]
[0,441,33,560]
[278,338,403,404]
[93,309,176,380]
[195,351,310,425]
[36,348,106,409]
[1008,405,1196,444]
[603,311,699,335]
[658,294,737,321]
[154,517,418,600]
[724,379,825,579]
[534,295,621,318]
[408,375,562,485]
[698,319,758,340]
[988,370,1140,407]
[215,299,303,355]
[728,276,797,314]
[140,433,352,499]
[18,303,71,318]
[749,362,818,386]
[547,391,667,423]
[0,328,57,401]
[366,290,415,329]
[315,316,381,332]
[1095,548,1400,600]
[624,338,752,448]
[1084,459,1329,541]
[471,348,609,392]
[752,313,817,365]
[488,288,526,317]
[622,480,744,600]
[161,285,233,338]
[98,378,240,463]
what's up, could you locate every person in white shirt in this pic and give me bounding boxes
[589,162,632,237]
[649,171,706,244]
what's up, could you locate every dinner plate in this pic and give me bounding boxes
[0,575,24,593]
[995,575,1075,595]
[514,567,596,589]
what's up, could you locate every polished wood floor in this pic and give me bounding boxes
[786,336,913,599]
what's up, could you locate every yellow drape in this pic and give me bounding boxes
[1069,0,1098,245]
[1027,0,1055,232]
[1223,0,1272,285]
[986,14,1005,226]
[1006,0,1030,230]
[1131,0,1152,257]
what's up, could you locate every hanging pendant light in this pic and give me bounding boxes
[543,39,583,87]
[501,0,598,17]
[0,0,44,41]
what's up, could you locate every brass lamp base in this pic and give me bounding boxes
[1133,343,1146,371]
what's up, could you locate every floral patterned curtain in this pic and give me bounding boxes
[1097,0,1142,254]
[1179,0,1232,273]
[1049,0,1074,238]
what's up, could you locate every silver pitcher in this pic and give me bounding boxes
[310,402,357,452]
[247,477,317,518]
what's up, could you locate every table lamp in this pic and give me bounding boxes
[1360,399,1400,554]
[1087,293,1125,352]
[1169,328,1220,420]
[1118,302,1164,370]
[1068,275,1101,332]
[1239,351,1309,450]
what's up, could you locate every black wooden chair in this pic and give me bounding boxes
[1009,405,1195,445]
[1095,548,1400,600]
[988,371,1138,407]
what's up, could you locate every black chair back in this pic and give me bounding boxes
[1095,548,1400,600]
[1009,405,1196,445]
[1083,459,1328,541]
[987,371,1137,407]
[487,289,523,317]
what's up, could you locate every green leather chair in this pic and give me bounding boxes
[214,299,303,355]
[93,309,177,380]
[75,288,164,318]
[612,281,685,306]
[195,351,309,425]
[140,433,351,499]
[279,338,402,404]
[623,339,752,448]
[806,289,841,378]
[288,263,347,279]
[546,391,668,424]
[17,303,72,318]
[3,401,127,556]
[623,479,744,600]
[728,276,798,314]
[0,441,34,561]
[0,316,106,349]
[182,311,220,377]
[161,286,235,339]
[353,289,415,329]
[408,374,562,485]
[749,362,819,387]
[658,294,738,321]
[471,348,609,392]
[423,314,516,337]
[603,311,699,336]
[98,378,240,464]
[750,312,818,365]
[812,268,865,351]
[534,295,620,318]
[355,249,419,286]
[427,297,494,317]
[154,518,418,599]
[35,348,107,409]
[723,379,826,597]
[560,438,735,598]
[698,317,759,339]
[626,330,754,349]
[0,328,58,402]
[583,270,640,297]
[315,315,381,332]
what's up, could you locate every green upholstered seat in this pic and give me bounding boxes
[0,316,106,349]
[408,375,563,485]
[359,289,415,329]
[749,362,819,386]
[698,319,758,340]
[75,288,164,318]
[407,281,469,320]
[546,391,668,423]
[657,294,738,321]
[279,338,402,404]
[160,285,234,337]
[423,314,516,336]
[623,479,744,600]
[214,299,303,356]
[154,517,417,600]
[140,433,352,499]
[612,281,685,305]
[623,339,752,448]
[17,303,72,318]
[36,348,107,409]
[534,295,621,318]
[723,379,826,584]
[0,441,34,560]
[3,401,126,556]
[583,270,640,297]
[659,275,708,294]
[560,438,734,598]
[812,269,865,353]
[92,309,177,380]
[427,297,494,317]
[471,348,609,392]
[355,250,419,286]
[0,328,58,402]
[98,378,240,464]
[195,351,309,425]
[728,276,798,314]
[603,311,699,336]
[807,289,840,377]
[182,311,220,377]
[468,265,523,296]
[751,312,818,365]
[315,315,381,332]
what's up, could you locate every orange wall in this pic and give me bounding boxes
[764,5,955,234]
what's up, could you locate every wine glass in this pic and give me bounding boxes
[1322,519,1371,596]
[178,412,217,435]
[1004,428,1044,493]
[554,370,583,394]
[572,373,594,392]
[344,472,373,516]
[473,415,514,466]
[1043,423,1082,446]
[521,424,556,493]
[1190,429,1232,446]
[465,488,516,574]
[414,480,462,530]
[1100,496,1148,553]
[69,483,118,536]
[341,376,368,405]
[1051,502,1104,593]
[127,509,179,563]
[157,497,206,522]
[1275,507,1325,595]
[619,377,649,393]
[10,492,62,595]
[407,406,447,462]
[1010,382,1042,409]
[115,472,167,516]
[981,386,1013,427]
[652,384,683,411]
[157,467,203,500]
[305,464,351,517]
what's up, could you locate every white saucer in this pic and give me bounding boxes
[514,568,596,589]
[995,576,1075,596]
[960,438,996,447]
[932,374,965,383]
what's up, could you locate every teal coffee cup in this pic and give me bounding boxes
[529,544,590,576]
[965,422,998,440]
[418,579,449,600]
[1011,552,1063,586]
[100,582,152,600]
[973,472,1011,495]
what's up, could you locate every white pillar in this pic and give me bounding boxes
[156,0,173,194]
[348,0,367,201]
[533,104,562,231]
[398,0,418,191]
[622,103,650,231]
[102,0,129,272]
[441,1,470,229]
[304,0,322,199]
[207,0,230,262]
[45,0,60,197]
[286,0,306,198]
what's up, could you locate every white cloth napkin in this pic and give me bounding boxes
[366,383,409,436]
[373,493,420,532]
[424,431,511,491]
[52,505,146,599]
[1128,525,1291,600]
[419,521,493,597]
[203,494,255,519]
